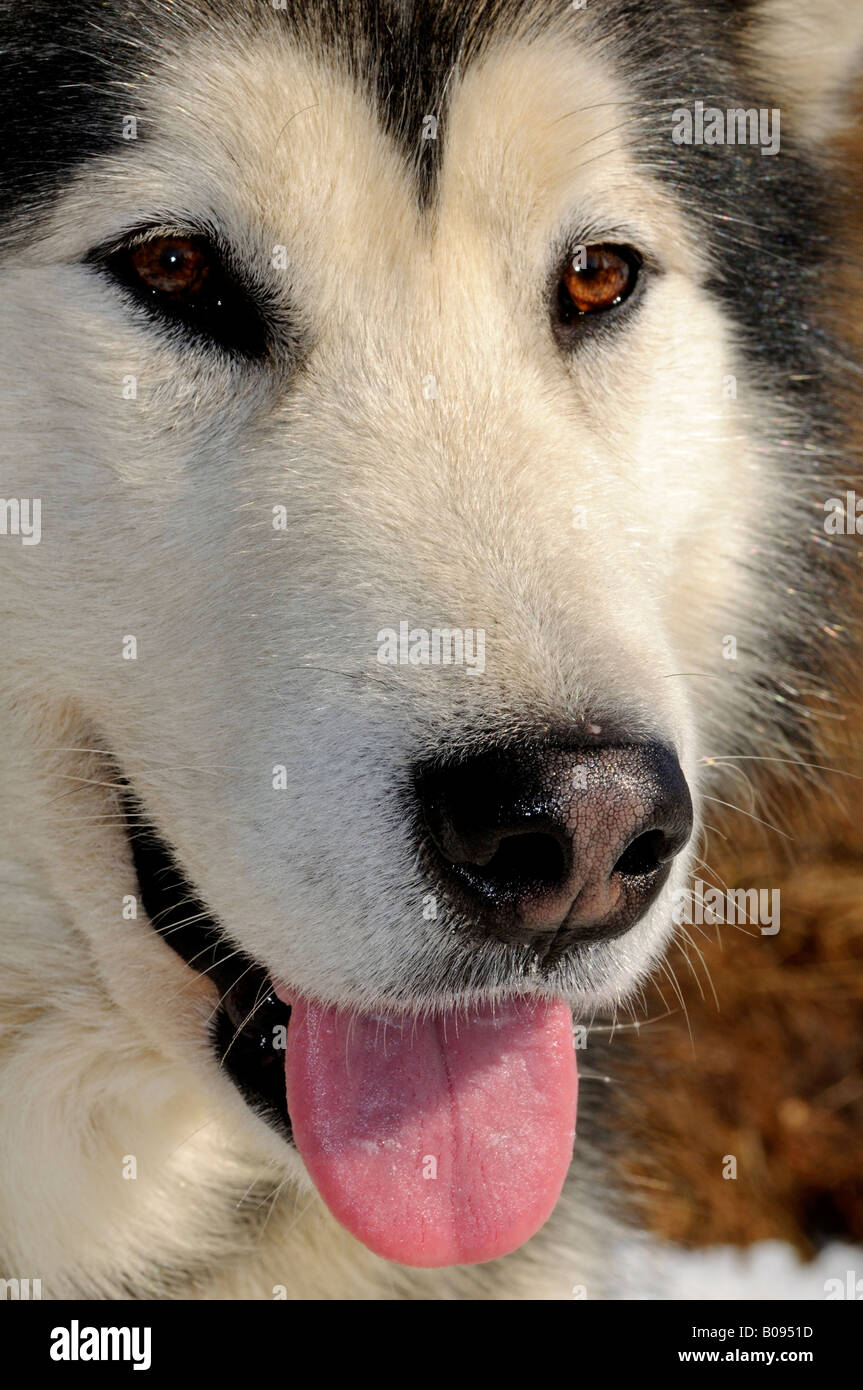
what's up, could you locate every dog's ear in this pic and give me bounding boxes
[743,0,863,140]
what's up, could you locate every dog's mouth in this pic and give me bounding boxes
[122,787,578,1268]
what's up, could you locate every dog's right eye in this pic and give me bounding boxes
[95,232,270,358]
[124,236,212,298]
[551,243,644,350]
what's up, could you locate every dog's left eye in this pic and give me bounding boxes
[98,233,269,357]
[555,244,641,327]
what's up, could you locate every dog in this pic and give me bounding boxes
[0,0,861,1299]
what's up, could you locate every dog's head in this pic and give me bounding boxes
[0,0,857,1268]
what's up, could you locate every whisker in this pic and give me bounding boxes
[217,974,274,1063]
[701,794,793,840]
[700,754,861,779]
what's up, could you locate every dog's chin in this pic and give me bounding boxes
[118,775,684,1266]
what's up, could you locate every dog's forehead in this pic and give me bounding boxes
[19,19,697,303]
[0,0,732,229]
[131,33,688,269]
[0,0,833,392]
[0,0,548,229]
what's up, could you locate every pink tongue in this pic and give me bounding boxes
[280,994,577,1267]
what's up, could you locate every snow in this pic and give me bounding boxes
[617,1239,863,1300]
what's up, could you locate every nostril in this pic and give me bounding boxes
[614,829,667,878]
[473,832,568,889]
[613,828,669,878]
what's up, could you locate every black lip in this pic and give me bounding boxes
[120,788,294,1142]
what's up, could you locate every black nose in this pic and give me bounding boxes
[415,740,692,954]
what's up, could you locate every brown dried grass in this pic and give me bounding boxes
[621,100,863,1255]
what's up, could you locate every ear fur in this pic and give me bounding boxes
[742,0,863,140]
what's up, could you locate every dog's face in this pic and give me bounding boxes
[0,20,751,998]
[0,0,853,1269]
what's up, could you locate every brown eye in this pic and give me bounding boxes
[128,236,212,298]
[556,244,641,325]
[96,230,270,357]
